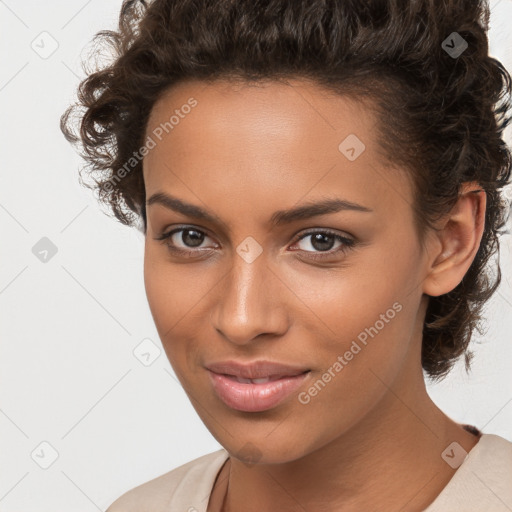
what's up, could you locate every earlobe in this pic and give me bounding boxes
[423,182,486,297]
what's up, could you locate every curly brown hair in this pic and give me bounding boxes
[60,0,512,381]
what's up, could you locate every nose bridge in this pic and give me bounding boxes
[211,251,287,344]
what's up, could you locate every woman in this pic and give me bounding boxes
[61,0,512,510]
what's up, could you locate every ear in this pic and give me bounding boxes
[422,182,486,297]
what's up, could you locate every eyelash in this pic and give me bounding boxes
[154,225,356,261]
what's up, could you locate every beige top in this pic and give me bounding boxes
[106,433,512,511]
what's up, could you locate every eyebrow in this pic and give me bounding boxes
[146,192,373,230]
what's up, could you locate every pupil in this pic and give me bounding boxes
[311,233,334,252]
[183,229,204,247]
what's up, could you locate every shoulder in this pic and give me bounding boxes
[425,433,512,511]
[461,433,512,481]
[472,432,512,463]
[106,448,229,512]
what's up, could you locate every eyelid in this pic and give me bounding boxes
[155,223,219,243]
[154,224,356,260]
[154,225,218,248]
[292,227,354,242]
[155,224,353,242]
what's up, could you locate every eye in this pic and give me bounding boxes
[154,225,356,261]
[290,229,356,261]
[154,226,217,257]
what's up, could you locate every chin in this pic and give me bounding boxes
[219,435,312,466]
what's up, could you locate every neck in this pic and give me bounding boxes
[212,363,479,512]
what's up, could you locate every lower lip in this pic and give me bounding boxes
[207,370,310,412]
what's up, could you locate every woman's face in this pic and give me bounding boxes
[143,78,432,463]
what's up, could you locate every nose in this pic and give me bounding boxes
[210,254,289,346]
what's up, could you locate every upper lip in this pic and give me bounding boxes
[205,360,310,379]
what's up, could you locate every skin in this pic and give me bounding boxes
[142,78,485,512]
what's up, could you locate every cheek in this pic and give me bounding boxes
[279,247,412,350]
[291,302,415,449]
[286,249,419,410]
[143,244,209,330]
[143,248,215,376]
[296,275,411,389]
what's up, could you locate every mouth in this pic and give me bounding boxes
[221,373,309,384]
[205,362,311,412]
[205,359,311,380]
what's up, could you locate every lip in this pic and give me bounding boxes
[205,359,310,379]
[205,360,311,412]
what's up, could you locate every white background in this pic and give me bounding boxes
[1,1,511,510]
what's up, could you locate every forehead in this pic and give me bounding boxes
[143,78,413,228]
[145,77,374,156]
